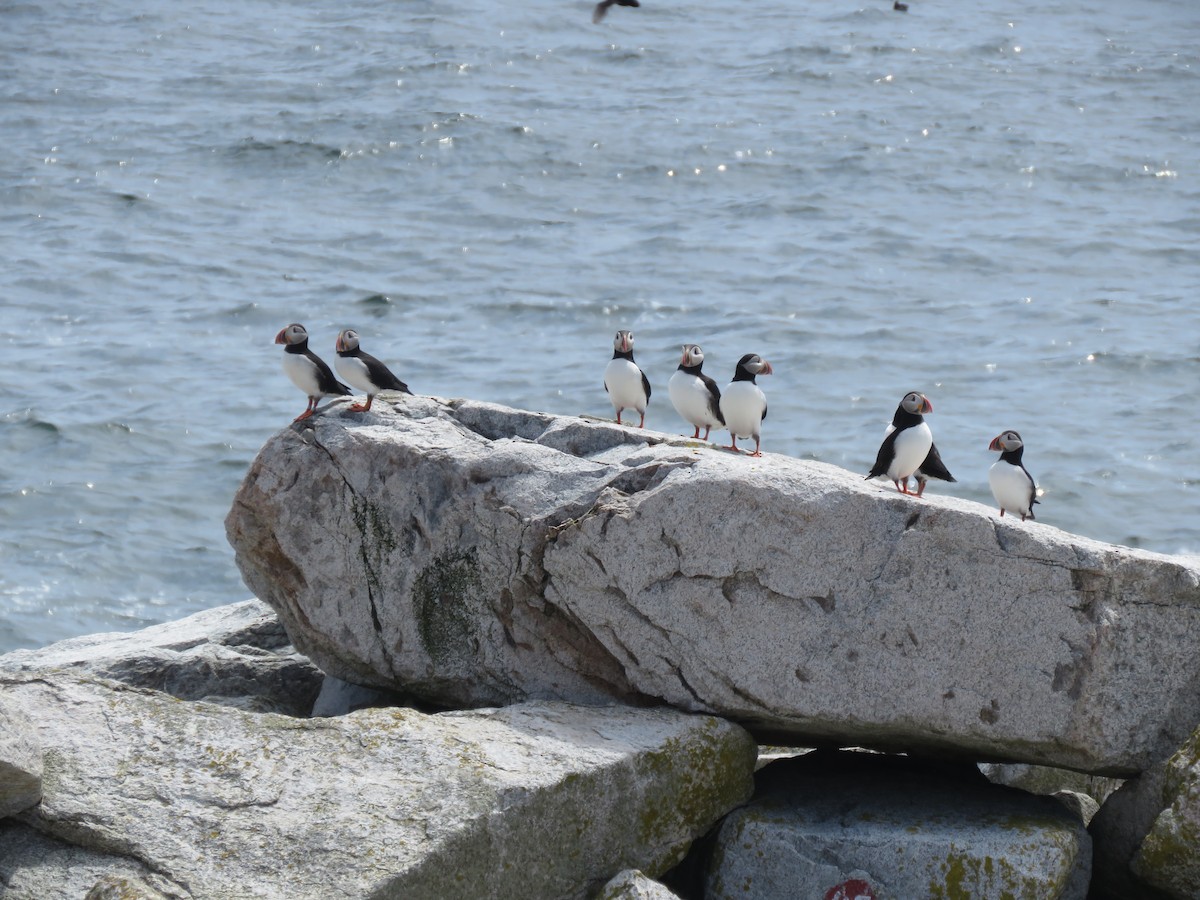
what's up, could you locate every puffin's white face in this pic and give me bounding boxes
[741,355,773,376]
[275,323,308,346]
[681,344,704,366]
[336,329,360,353]
[613,330,634,353]
[989,430,1024,452]
[900,391,932,415]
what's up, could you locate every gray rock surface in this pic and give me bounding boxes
[0,599,322,716]
[226,397,1200,774]
[978,762,1121,825]
[1090,723,1200,900]
[0,669,755,900]
[0,821,188,900]
[705,752,1092,900]
[598,869,683,900]
[0,699,42,818]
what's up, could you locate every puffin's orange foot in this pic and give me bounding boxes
[293,409,314,422]
[348,402,369,412]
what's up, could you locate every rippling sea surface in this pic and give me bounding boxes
[1,0,1197,652]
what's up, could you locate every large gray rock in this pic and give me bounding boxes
[225,398,1200,774]
[705,752,1092,900]
[1090,724,1200,899]
[0,599,322,716]
[0,669,755,900]
[0,698,42,818]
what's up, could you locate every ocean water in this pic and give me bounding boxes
[1,0,1197,653]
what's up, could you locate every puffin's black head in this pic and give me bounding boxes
[336,329,361,354]
[275,323,309,348]
[989,430,1024,453]
[612,330,634,354]
[733,353,773,381]
[679,344,704,368]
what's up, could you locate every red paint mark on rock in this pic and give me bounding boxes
[824,879,876,900]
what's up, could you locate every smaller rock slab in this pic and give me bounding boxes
[706,751,1092,900]
[0,599,321,716]
[3,670,755,900]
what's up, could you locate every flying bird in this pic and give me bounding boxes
[668,344,724,440]
[719,354,772,457]
[867,391,937,494]
[603,330,651,428]
[989,430,1038,520]
[334,329,412,412]
[275,323,351,422]
[593,0,639,24]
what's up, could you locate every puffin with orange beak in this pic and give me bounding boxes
[668,344,724,440]
[334,329,412,412]
[604,330,651,428]
[988,430,1038,520]
[275,323,351,421]
[867,391,939,494]
[719,353,773,457]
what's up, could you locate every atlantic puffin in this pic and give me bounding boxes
[604,330,651,428]
[275,323,351,421]
[334,329,412,412]
[719,354,772,457]
[866,391,937,494]
[593,0,639,24]
[910,442,957,497]
[988,430,1038,520]
[668,344,724,440]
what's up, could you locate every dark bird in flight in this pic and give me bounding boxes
[593,0,639,24]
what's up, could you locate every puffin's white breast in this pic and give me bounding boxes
[887,422,932,481]
[282,353,322,397]
[335,355,376,394]
[720,381,766,439]
[604,359,647,411]
[669,371,721,429]
[989,461,1035,516]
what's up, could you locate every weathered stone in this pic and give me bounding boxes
[978,762,1121,825]
[705,751,1092,900]
[0,821,189,900]
[0,599,321,716]
[1088,766,1175,900]
[225,397,1200,774]
[1,669,755,900]
[0,698,42,818]
[86,874,176,900]
[1132,730,1200,897]
[598,868,683,900]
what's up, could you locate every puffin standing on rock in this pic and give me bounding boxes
[719,354,773,457]
[334,329,412,412]
[910,441,957,497]
[989,430,1038,520]
[275,323,351,422]
[668,344,724,440]
[867,391,945,495]
[604,330,651,428]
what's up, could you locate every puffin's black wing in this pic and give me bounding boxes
[919,442,956,483]
[305,349,352,396]
[361,351,412,394]
[640,368,652,402]
[593,0,638,23]
[761,398,768,423]
[1022,465,1039,518]
[700,373,724,425]
[867,429,900,479]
